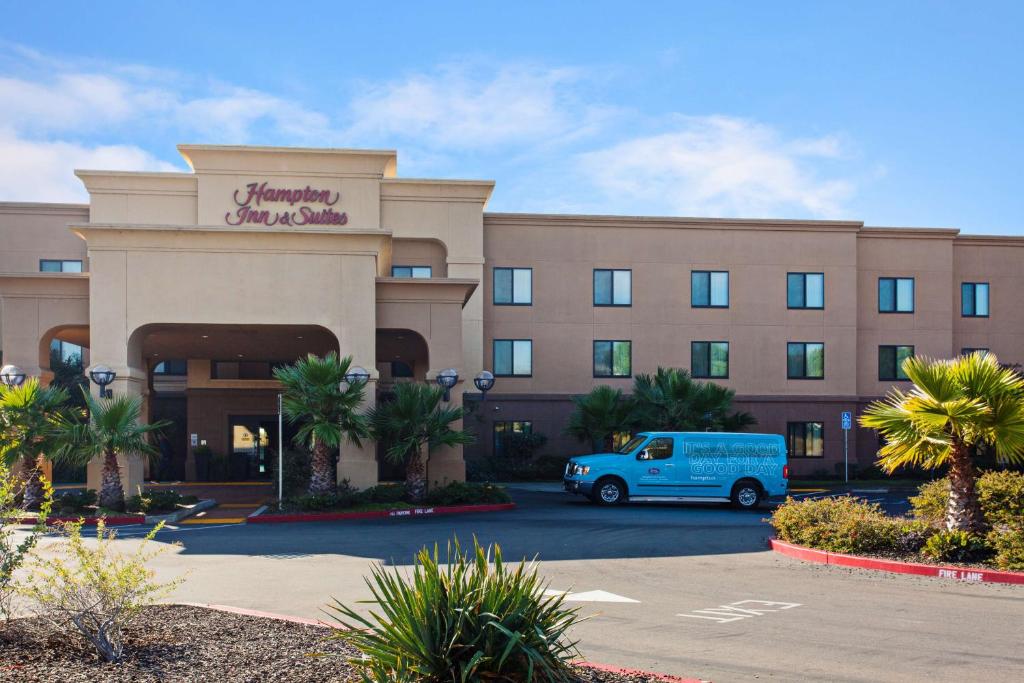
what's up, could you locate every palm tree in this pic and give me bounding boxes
[631,367,757,433]
[860,352,1024,532]
[274,352,370,495]
[565,386,636,452]
[369,382,474,503]
[53,392,169,511]
[0,378,69,510]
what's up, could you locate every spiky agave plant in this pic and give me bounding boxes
[327,537,582,682]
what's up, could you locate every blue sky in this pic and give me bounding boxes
[0,1,1020,233]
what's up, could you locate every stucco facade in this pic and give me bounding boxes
[1,144,1022,488]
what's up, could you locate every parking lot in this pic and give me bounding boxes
[42,486,1024,682]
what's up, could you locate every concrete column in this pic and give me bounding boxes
[337,375,379,489]
[425,372,467,487]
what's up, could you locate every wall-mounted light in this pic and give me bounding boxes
[343,366,370,388]
[89,364,116,398]
[0,364,26,388]
[473,370,495,401]
[436,368,459,401]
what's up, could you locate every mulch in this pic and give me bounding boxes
[0,604,678,682]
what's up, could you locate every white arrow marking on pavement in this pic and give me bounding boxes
[562,590,640,603]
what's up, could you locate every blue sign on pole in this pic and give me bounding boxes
[841,411,852,430]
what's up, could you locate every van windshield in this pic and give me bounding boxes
[615,436,647,454]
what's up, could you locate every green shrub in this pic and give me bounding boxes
[424,481,511,506]
[466,454,570,482]
[328,538,580,682]
[506,431,549,459]
[770,496,901,554]
[988,526,1024,571]
[911,471,1024,528]
[19,520,182,662]
[362,483,407,504]
[125,490,199,514]
[2,464,52,621]
[54,489,98,514]
[921,530,991,563]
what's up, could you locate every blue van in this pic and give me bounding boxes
[563,431,788,509]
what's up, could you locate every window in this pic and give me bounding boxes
[691,271,729,308]
[787,422,824,458]
[961,282,989,317]
[878,277,915,313]
[50,340,83,363]
[787,273,824,309]
[593,269,631,306]
[391,265,432,278]
[390,360,414,378]
[493,421,532,457]
[212,360,289,380]
[593,340,631,377]
[40,259,82,273]
[691,341,729,378]
[642,437,674,460]
[961,347,989,356]
[153,360,187,375]
[493,267,532,305]
[879,345,914,381]
[493,339,532,377]
[787,342,824,379]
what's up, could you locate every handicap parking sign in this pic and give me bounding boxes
[841,411,852,430]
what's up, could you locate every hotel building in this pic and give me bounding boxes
[1,144,1021,493]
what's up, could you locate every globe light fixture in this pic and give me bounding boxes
[0,364,26,388]
[436,367,459,402]
[89,364,117,398]
[342,366,370,388]
[473,370,495,400]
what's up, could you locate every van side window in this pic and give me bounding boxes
[645,437,674,460]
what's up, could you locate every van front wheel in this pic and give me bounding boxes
[731,480,762,510]
[592,478,627,505]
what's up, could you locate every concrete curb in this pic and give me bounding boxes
[770,538,1024,585]
[18,513,144,526]
[145,498,216,525]
[248,502,516,524]
[176,603,704,681]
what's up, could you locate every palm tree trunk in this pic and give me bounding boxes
[308,442,336,495]
[98,447,125,511]
[406,450,427,503]
[945,441,984,532]
[21,454,45,511]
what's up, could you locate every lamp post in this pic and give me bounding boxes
[473,370,495,401]
[436,368,459,402]
[0,364,26,388]
[89,364,116,398]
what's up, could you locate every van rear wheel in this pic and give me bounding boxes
[592,478,626,505]
[731,480,762,510]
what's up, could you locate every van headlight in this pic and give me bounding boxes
[569,464,590,476]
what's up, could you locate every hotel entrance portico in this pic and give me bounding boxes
[0,144,492,496]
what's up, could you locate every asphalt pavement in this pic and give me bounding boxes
[29,486,1024,682]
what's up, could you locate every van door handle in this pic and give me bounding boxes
[665,464,674,468]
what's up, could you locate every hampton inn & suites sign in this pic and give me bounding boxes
[225,181,349,227]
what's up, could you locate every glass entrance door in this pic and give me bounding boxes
[229,416,277,481]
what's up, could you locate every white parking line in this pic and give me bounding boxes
[679,600,802,624]
[544,589,640,603]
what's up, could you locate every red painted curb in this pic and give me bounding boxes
[579,660,706,682]
[17,515,145,526]
[248,502,516,523]
[770,538,1024,585]
[177,603,703,681]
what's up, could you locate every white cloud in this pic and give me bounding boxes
[0,129,178,202]
[345,63,615,150]
[577,116,855,218]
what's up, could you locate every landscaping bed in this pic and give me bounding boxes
[264,481,513,516]
[0,604,683,682]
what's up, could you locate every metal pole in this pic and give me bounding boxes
[844,428,849,484]
[277,393,284,505]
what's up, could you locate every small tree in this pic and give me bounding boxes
[1,461,52,621]
[565,386,636,452]
[369,382,474,503]
[53,392,169,511]
[274,352,370,495]
[631,367,757,432]
[19,520,181,662]
[0,378,70,510]
[861,352,1024,532]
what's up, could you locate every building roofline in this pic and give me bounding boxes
[0,201,89,213]
[176,143,398,157]
[953,233,1024,246]
[484,212,864,232]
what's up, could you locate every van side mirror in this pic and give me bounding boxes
[637,449,652,461]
